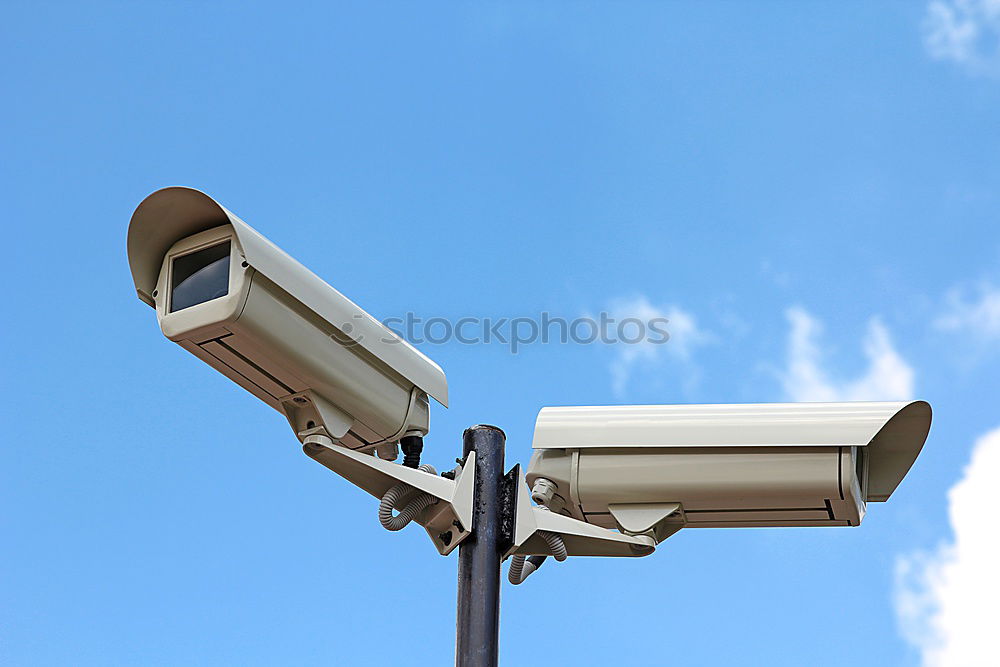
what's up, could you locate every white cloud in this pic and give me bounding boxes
[895,426,1000,667]
[606,296,709,397]
[781,307,915,401]
[935,283,1000,340]
[923,0,1000,75]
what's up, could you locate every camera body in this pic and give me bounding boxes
[526,401,931,537]
[127,187,447,451]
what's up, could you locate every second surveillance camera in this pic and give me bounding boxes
[525,401,931,541]
[126,187,447,455]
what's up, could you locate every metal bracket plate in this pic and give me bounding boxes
[303,437,475,555]
[498,464,519,554]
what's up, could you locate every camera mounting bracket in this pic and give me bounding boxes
[302,436,475,555]
[505,467,656,559]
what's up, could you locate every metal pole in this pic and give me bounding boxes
[456,424,506,667]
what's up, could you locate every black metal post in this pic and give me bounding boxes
[456,425,506,667]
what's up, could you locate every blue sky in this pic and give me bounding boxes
[3,2,999,665]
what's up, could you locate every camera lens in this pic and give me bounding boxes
[170,240,231,312]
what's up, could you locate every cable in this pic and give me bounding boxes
[540,530,568,562]
[378,463,438,531]
[508,555,550,585]
[508,498,567,584]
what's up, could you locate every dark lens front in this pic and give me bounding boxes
[170,240,231,312]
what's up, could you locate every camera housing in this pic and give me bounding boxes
[127,187,447,452]
[525,401,931,539]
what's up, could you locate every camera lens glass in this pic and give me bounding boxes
[170,240,231,312]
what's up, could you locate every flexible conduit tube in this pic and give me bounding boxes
[540,530,568,561]
[508,555,550,584]
[378,464,438,531]
[508,504,567,584]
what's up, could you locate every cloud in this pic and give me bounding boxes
[935,283,1000,340]
[606,296,709,397]
[923,0,1000,75]
[780,307,915,401]
[895,426,1000,667]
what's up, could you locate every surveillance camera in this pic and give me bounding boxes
[525,401,930,540]
[126,187,447,453]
